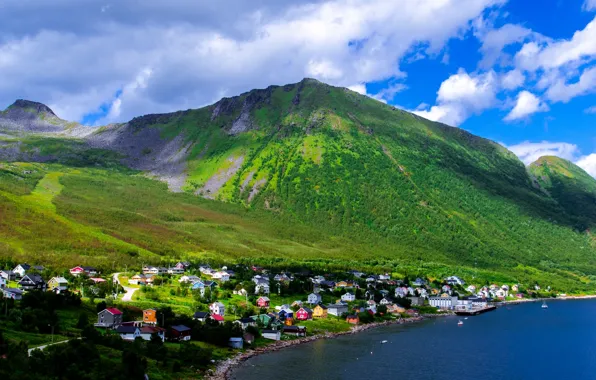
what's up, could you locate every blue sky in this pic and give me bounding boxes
[0,0,595,174]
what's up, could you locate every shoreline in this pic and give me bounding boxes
[205,314,450,380]
[498,294,596,306]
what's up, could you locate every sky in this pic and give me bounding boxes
[1,0,595,174]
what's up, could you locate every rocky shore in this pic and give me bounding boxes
[204,314,449,380]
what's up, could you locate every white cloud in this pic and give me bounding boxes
[504,91,548,121]
[347,84,367,95]
[0,0,503,122]
[545,66,596,102]
[576,154,596,177]
[413,69,497,126]
[508,141,580,165]
[585,105,596,113]
[478,24,533,68]
[501,69,525,90]
[583,0,596,11]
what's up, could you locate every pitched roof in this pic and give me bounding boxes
[105,308,122,315]
[239,317,255,323]
[171,325,191,332]
[116,326,138,334]
[193,311,210,318]
[211,314,224,322]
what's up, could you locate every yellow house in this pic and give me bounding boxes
[313,304,328,318]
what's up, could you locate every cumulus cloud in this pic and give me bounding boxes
[576,154,596,177]
[413,69,497,126]
[478,24,534,68]
[501,69,525,90]
[545,66,596,102]
[507,141,580,165]
[585,105,596,113]
[0,0,502,123]
[583,0,596,11]
[504,91,548,121]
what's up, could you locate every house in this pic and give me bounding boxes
[13,264,31,278]
[379,297,392,305]
[47,277,68,293]
[262,329,281,341]
[278,310,293,321]
[96,308,123,328]
[18,274,46,291]
[446,276,465,286]
[243,332,255,345]
[512,284,519,292]
[209,302,225,316]
[348,270,365,278]
[252,314,273,326]
[395,287,408,298]
[175,261,191,270]
[319,280,336,289]
[257,296,270,308]
[466,285,477,293]
[0,277,5,289]
[327,303,348,316]
[428,296,458,309]
[346,314,359,324]
[413,278,427,287]
[170,325,192,341]
[191,280,217,296]
[233,288,247,296]
[336,281,353,288]
[167,267,185,275]
[116,325,141,340]
[143,309,157,325]
[198,264,212,273]
[193,311,210,322]
[274,273,293,282]
[89,278,106,284]
[70,266,97,277]
[128,274,145,285]
[367,299,376,307]
[229,337,243,349]
[407,296,425,306]
[142,266,159,275]
[211,271,230,282]
[291,300,303,308]
[283,326,307,337]
[179,275,200,283]
[2,288,23,300]
[441,285,452,294]
[313,304,328,318]
[386,304,406,314]
[341,293,356,302]
[307,293,322,305]
[255,283,270,295]
[251,265,264,272]
[295,307,313,320]
[210,314,225,324]
[139,326,166,342]
[0,270,16,281]
[379,273,391,281]
[236,317,256,330]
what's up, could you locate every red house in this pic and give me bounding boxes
[295,307,313,321]
[256,296,270,308]
[210,314,224,324]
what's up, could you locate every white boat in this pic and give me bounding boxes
[457,320,464,326]
[381,340,388,344]
[464,317,468,320]
[542,301,548,309]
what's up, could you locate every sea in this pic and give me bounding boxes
[230,299,596,380]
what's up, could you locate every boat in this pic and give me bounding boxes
[542,301,548,309]
[457,320,464,326]
[464,317,468,320]
[381,340,388,344]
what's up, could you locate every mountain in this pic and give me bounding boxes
[1,79,596,291]
[529,156,596,230]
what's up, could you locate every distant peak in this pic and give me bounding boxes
[7,99,56,116]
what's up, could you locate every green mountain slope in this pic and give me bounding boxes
[1,79,596,291]
[529,156,596,230]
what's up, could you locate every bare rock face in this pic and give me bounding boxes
[0,100,73,133]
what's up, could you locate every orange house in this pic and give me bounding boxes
[346,315,359,324]
[143,309,157,325]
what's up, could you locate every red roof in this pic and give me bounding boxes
[211,314,224,321]
[105,308,122,315]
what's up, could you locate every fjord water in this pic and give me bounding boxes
[231,300,596,380]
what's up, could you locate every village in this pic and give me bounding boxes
[0,260,557,357]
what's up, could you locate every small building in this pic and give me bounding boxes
[13,264,31,278]
[255,283,270,295]
[70,266,97,277]
[191,280,217,296]
[296,307,313,321]
[2,288,23,300]
[0,277,5,289]
[193,311,210,322]
[341,293,356,302]
[128,274,145,285]
[209,302,225,316]
[229,337,243,349]
[167,267,185,275]
[379,297,392,305]
[143,309,157,325]
[179,275,200,283]
[428,296,458,309]
[211,314,225,324]
[307,293,322,305]
[262,329,281,341]
[413,278,427,287]
[47,277,68,293]
[211,271,230,282]
[116,325,140,340]
[89,278,106,284]
[96,308,123,328]
[327,304,348,316]
[139,326,166,342]
[243,332,255,345]
[236,317,256,330]
[346,314,359,324]
[407,296,425,306]
[446,276,465,286]
[18,274,46,291]
[0,270,16,281]
[386,304,406,314]
[283,326,307,337]
[170,325,192,341]
[256,296,270,308]
[313,304,328,318]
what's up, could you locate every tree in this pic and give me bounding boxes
[96,301,107,313]
[76,312,89,329]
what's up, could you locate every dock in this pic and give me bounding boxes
[454,305,497,316]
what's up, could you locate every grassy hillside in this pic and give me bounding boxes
[1,79,596,292]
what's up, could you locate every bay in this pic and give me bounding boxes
[231,299,596,380]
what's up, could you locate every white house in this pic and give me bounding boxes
[13,264,31,278]
[116,326,140,340]
[379,273,391,280]
[179,275,200,283]
[262,329,281,341]
[255,283,270,295]
[327,304,348,316]
[341,293,356,302]
[167,267,185,275]
[379,297,392,305]
[2,288,23,300]
[428,296,458,309]
[0,270,15,281]
[212,271,230,282]
[307,293,322,305]
[139,326,166,342]
[395,287,408,298]
[209,302,225,316]
[143,266,159,275]
[446,276,465,286]
[466,285,477,293]
[413,278,427,287]
[0,277,5,289]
